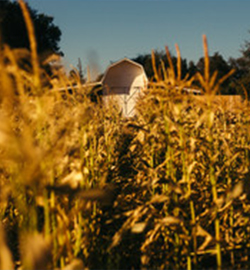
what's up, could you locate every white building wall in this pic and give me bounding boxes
[102,59,148,117]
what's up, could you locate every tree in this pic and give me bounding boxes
[132,50,190,81]
[0,0,62,56]
[188,61,198,79]
[228,33,250,97]
[77,58,84,83]
[132,53,155,79]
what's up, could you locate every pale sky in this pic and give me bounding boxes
[26,0,250,78]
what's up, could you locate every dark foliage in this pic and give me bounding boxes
[0,0,62,56]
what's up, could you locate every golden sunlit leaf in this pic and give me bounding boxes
[20,234,52,270]
[131,222,147,234]
[0,226,14,270]
[63,259,85,270]
[196,225,213,251]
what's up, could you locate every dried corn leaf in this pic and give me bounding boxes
[161,216,182,226]
[196,225,213,251]
[20,233,52,270]
[150,194,169,204]
[131,222,147,234]
[0,225,14,270]
[62,259,85,270]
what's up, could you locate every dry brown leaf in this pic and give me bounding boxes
[59,170,83,190]
[229,181,243,200]
[62,259,85,270]
[150,194,169,204]
[131,222,147,234]
[0,225,14,270]
[161,216,182,226]
[196,225,213,251]
[20,233,52,270]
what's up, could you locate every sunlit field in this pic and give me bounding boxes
[1,1,250,270]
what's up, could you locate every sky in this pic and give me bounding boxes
[26,0,250,79]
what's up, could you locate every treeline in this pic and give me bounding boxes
[132,38,250,96]
[2,0,250,96]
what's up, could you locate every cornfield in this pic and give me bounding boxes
[1,1,250,269]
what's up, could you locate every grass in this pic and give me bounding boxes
[1,1,250,269]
